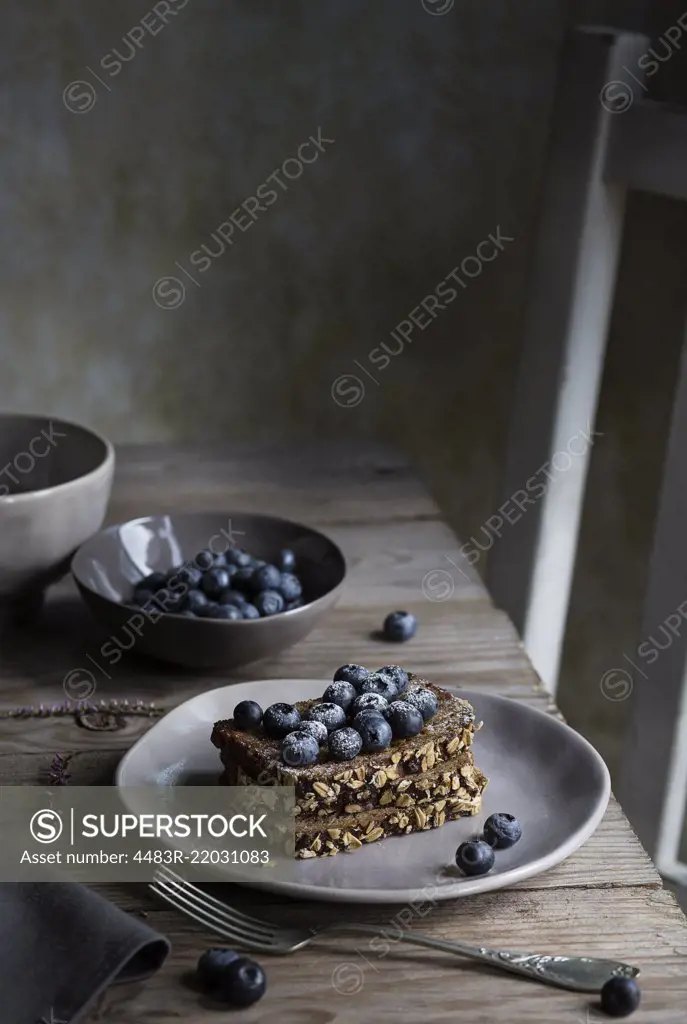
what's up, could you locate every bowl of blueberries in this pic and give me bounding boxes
[71,511,346,668]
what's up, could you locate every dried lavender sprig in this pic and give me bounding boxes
[0,699,164,720]
[48,753,72,786]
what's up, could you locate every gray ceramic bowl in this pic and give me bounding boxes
[0,413,114,611]
[71,512,347,669]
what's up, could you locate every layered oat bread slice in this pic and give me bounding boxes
[219,754,487,858]
[211,678,479,813]
[222,748,481,818]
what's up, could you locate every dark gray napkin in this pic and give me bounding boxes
[0,882,170,1024]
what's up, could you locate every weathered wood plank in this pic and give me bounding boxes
[89,887,687,1023]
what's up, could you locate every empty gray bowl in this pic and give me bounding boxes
[71,511,346,669]
[0,413,114,613]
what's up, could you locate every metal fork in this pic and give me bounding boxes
[150,866,640,993]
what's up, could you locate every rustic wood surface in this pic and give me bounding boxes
[1,441,685,1023]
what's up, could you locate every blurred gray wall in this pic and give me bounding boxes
[4,0,687,778]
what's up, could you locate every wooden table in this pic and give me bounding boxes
[2,442,685,1023]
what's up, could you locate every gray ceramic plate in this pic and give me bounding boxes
[117,679,611,903]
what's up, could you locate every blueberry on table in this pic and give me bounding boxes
[383,610,417,643]
[255,589,285,616]
[298,719,328,745]
[279,548,297,571]
[386,700,424,739]
[278,572,302,601]
[217,956,267,1007]
[322,680,357,712]
[329,726,363,761]
[333,664,369,690]
[455,840,495,877]
[360,671,398,702]
[483,812,522,850]
[281,730,320,767]
[405,688,439,721]
[250,564,282,592]
[233,700,263,731]
[356,714,393,753]
[600,977,641,1017]
[305,702,347,733]
[377,664,409,693]
[196,947,239,989]
[241,603,261,620]
[214,604,242,620]
[351,692,389,717]
[263,702,301,739]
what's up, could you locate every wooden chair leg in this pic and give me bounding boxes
[487,27,647,693]
[617,330,687,873]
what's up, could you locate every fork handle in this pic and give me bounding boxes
[326,924,639,993]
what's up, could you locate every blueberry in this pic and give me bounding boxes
[383,610,417,643]
[278,548,296,572]
[333,664,369,691]
[278,572,302,601]
[242,603,261,620]
[225,548,253,568]
[455,839,495,876]
[262,703,301,739]
[321,681,357,713]
[152,587,181,613]
[377,665,409,693]
[136,572,167,594]
[219,589,247,608]
[600,977,641,1017]
[233,700,263,730]
[132,588,155,607]
[305,702,347,733]
[281,730,320,767]
[483,812,522,850]
[183,589,208,614]
[352,709,388,732]
[329,727,363,762]
[232,566,255,590]
[198,601,221,618]
[197,947,240,989]
[194,550,215,572]
[351,693,389,717]
[298,719,328,745]
[201,567,232,599]
[386,700,424,739]
[174,563,203,589]
[181,609,196,617]
[360,671,398,702]
[254,589,285,616]
[250,564,282,592]
[285,598,304,611]
[405,688,439,721]
[214,604,242,620]
[217,955,267,1008]
[356,714,393,753]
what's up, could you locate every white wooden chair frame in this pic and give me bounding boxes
[487,26,687,878]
